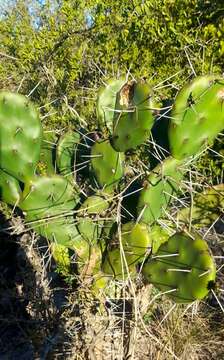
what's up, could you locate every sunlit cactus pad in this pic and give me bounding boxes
[97,78,125,131]
[177,184,224,227]
[19,175,79,220]
[91,139,124,190]
[119,222,151,262]
[0,169,21,206]
[56,130,80,178]
[112,80,154,151]
[0,92,42,182]
[142,232,216,303]
[137,157,184,224]
[169,76,224,159]
[102,248,137,280]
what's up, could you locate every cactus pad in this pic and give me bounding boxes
[91,140,124,190]
[169,76,224,159]
[112,81,154,152]
[56,130,80,179]
[97,78,125,131]
[38,131,57,175]
[102,248,136,280]
[0,92,42,182]
[142,232,216,303]
[0,169,21,206]
[137,157,184,224]
[19,175,79,220]
[119,222,151,262]
[177,184,224,227]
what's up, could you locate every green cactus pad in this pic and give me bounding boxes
[177,184,224,227]
[169,76,224,159]
[112,80,154,152]
[137,157,184,224]
[0,92,42,182]
[119,222,151,262]
[0,169,21,206]
[56,130,80,179]
[142,232,216,303]
[19,175,79,220]
[102,248,136,280]
[38,131,57,175]
[97,78,125,131]
[147,224,171,254]
[91,140,124,190]
[77,195,109,244]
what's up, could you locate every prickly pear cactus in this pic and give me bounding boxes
[91,139,124,191]
[142,232,216,303]
[19,175,79,220]
[169,76,224,159]
[56,130,80,180]
[0,92,42,182]
[177,184,224,227]
[77,195,109,244]
[0,169,21,206]
[112,80,154,152]
[97,78,125,131]
[38,131,57,175]
[147,224,171,254]
[119,222,151,262]
[137,157,184,224]
[102,248,137,280]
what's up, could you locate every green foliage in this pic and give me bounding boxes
[0,0,224,129]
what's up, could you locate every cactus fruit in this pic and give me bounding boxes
[97,78,126,131]
[56,130,80,179]
[169,76,224,159]
[142,232,216,303]
[0,169,21,206]
[91,139,124,190]
[177,184,224,227]
[137,157,184,224]
[0,92,42,182]
[112,80,154,152]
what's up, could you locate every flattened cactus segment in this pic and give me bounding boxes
[112,80,154,151]
[38,131,57,175]
[177,184,224,227]
[97,78,126,131]
[0,92,42,182]
[19,175,79,220]
[169,76,224,159]
[56,130,80,179]
[137,157,184,224]
[119,222,151,262]
[102,248,136,280]
[0,169,21,206]
[142,232,216,303]
[77,195,109,244]
[91,140,124,190]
